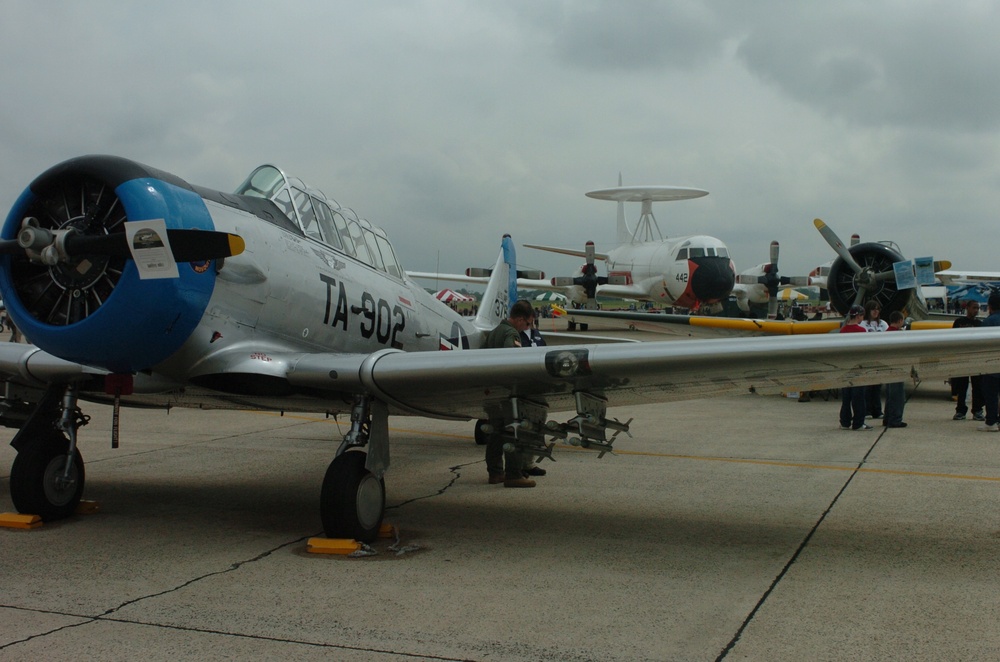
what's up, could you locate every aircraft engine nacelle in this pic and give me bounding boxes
[0,156,218,373]
[826,241,912,315]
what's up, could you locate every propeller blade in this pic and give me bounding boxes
[13,227,245,263]
[813,219,863,275]
[769,240,779,265]
[169,229,245,261]
[768,296,778,319]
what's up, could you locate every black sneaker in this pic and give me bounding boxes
[953,413,967,420]
[973,412,986,421]
[853,424,874,431]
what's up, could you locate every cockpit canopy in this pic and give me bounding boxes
[235,165,403,279]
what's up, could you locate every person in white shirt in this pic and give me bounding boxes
[860,300,887,418]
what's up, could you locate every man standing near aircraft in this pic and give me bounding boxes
[840,305,873,431]
[882,311,908,428]
[978,294,1000,432]
[484,299,538,487]
[951,300,984,421]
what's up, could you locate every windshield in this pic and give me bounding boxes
[235,165,286,199]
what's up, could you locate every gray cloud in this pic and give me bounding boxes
[0,0,998,282]
[733,3,1000,132]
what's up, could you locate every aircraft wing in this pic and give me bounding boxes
[406,271,551,290]
[522,243,610,261]
[558,309,955,337]
[280,328,1000,419]
[556,308,840,336]
[936,270,1000,285]
[2,329,990,421]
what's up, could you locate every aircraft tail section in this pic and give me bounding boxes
[472,235,518,335]
[616,172,629,245]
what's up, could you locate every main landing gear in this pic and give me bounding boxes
[9,385,89,521]
[320,395,389,542]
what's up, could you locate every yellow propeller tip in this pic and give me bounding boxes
[228,235,246,257]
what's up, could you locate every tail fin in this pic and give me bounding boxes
[472,235,518,334]
[616,172,630,245]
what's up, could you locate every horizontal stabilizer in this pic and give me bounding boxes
[467,267,544,279]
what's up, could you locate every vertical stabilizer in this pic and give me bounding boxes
[616,172,630,245]
[472,235,518,334]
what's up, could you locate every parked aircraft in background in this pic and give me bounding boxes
[731,240,811,318]
[1,157,995,544]
[523,183,736,311]
[936,269,1000,304]
[412,178,739,316]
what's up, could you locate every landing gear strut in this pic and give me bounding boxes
[9,385,89,520]
[319,396,388,541]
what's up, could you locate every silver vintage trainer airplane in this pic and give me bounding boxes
[2,155,1000,542]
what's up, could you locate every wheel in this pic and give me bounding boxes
[474,419,488,445]
[320,449,385,542]
[10,431,84,520]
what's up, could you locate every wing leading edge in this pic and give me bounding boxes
[285,328,1000,418]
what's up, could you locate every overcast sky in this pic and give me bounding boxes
[2,1,999,283]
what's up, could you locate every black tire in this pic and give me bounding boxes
[10,431,84,520]
[474,419,488,445]
[320,450,385,542]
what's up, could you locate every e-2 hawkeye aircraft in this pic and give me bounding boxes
[411,179,739,317]
[2,156,1000,543]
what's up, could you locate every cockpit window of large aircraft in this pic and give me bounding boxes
[689,247,705,258]
[676,248,688,260]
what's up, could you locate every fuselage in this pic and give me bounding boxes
[0,156,482,411]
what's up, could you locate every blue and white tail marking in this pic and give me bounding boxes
[473,234,518,334]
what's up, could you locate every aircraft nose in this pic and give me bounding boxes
[690,257,735,303]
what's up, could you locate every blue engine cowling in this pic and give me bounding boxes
[0,155,218,373]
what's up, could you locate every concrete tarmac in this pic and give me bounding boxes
[1,374,999,660]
